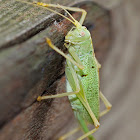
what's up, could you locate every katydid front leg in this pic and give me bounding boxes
[37,38,81,101]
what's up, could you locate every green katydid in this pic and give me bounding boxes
[16,1,112,140]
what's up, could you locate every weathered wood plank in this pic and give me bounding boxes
[0,0,107,49]
[0,0,111,139]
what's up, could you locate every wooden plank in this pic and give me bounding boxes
[0,0,111,139]
[0,0,107,49]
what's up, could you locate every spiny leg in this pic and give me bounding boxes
[38,54,81,101]
[77,127,99,140]
[77,90,112,140]
[58,112,97,140]
[74,102,101,140]
[57,55,83,140]
[46,38,84,69]
[37,90,79,101]
[59,127,80,140]
[99,91,112,117]
[76,113,95,140]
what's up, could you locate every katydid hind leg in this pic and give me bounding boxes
[99,91,112,117]
[37,54,81,101]
[77,127,98,140]
[58,127,80,140]
[76,113,95,140]
[37,90,79,101]
[76,95,100,128]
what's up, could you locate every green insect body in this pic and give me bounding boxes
[65,26,100,123]
[65,26,100,140]
[16,1,112,140]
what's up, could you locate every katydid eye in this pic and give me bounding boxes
[80,31,85,36]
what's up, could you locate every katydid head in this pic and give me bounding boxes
[65,26,90,44]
